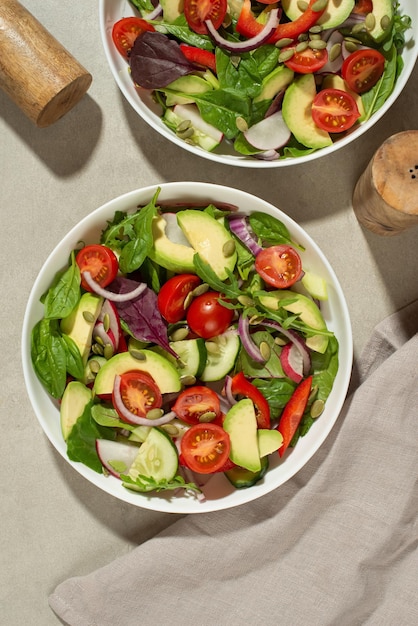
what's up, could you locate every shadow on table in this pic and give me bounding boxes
[0,91,102,176]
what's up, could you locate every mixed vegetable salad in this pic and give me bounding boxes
[111,0,411,160]
[31,190,339,501]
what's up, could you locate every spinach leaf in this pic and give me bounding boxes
[156,16,214,50]
[252,377,296,418]
[194,89,251,139]
[31,319,67,398]
[216,48,263,99]
[361,45,397,121]
[66,401,116,473]
[61,334,84,380]
[235,330,285,379]
[251,45,280,79]
[311,335,339,403]
[43,252,80,320]
[249,211,300,248]
[101,189,160,274]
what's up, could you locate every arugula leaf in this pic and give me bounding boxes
[128,0,154,12]
[31,318,67,398]
[66,401,116,473]
[121,472,200,493]
[193,253,245,300]
[101,189,160,273]
[43,252,80,320]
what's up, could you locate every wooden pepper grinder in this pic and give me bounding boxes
[0,0,92,127]
[352,131,418,235]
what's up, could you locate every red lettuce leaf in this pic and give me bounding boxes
[129,31,198,89]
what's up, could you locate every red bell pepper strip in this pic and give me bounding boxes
[179,44,217,73]
[230,371,271,429]
[236,0,326,44]
[277,375,313,457]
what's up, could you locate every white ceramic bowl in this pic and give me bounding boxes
[22,182,353,514]
[99,0,417,168]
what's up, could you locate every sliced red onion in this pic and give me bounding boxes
[83,271,147,302]
[145,2,163,20]
[280,342,303,383]
[261,320,311,375]
[98,299,121,350]
[244,111,291,151]
[238,314,265,363]
[96,439,140,479]
[93,321,117,351]
[204,8,280,53]
[223,375,237,407]
[228,215,262,256]
[113,375,176,426]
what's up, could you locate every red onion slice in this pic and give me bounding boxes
[145,2,163,20]
[238,314,265,363]
[113,375,176,426]
[228,216,262,256]
[82,271,147,302]
[204,8,280,53]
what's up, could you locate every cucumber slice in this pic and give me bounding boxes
[200,333,241,382]
[171,338,207,378]
[225,456,269,489]
[125,427,178,490]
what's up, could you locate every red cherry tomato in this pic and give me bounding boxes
[284,46,328,74]
[353,0,373,14]
[184,0,227,35]
[112,370,162,420]
[312,88,361,133]
[172,386,222,425]
[255,245,302,289]
[186,291,234,339]
[230,372,271,429]
[112,17,155,58]
[157,274,202,324]
[179,44,217,73]
[341,48,386,94]
[180,423,231,473]
[277,376,312,457]
[76,244,119,292]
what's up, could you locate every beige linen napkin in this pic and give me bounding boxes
[49,301,418,626]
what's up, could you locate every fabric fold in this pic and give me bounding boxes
[49,301,418,626]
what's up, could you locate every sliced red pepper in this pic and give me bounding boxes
[236,0,326,44]
[180,43,217,73]
[277,375,313,457]
[230,371,271,429]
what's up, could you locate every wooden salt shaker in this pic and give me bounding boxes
[352,131,418,235]
[0,0,92,127]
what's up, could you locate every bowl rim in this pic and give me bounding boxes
[99,0,418,168]
[22,181,353,513]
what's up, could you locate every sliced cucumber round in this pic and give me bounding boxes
[200,333,240,382]
[225,456,269,489]
[126,427,178,490]
[171,338,207,378]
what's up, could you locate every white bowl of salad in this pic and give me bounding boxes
[99,0,416,167]
[22,182,352,513]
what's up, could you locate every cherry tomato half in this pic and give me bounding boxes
[112,370,162,420]
[184,0,227,35]
[112,17,155,58]
[230,372,270,429]
[353,0,373,15]
[255,245,302,289]
[187,291,234,339]
[284,46,328,74]
[172,386,221,425]
[157,274,202,324]
[76,244,119,292]
[180,423,231,473]
[341,48,386,94]
[312,88,361,133]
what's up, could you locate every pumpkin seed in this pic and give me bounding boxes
[177,127,194,140]
[380,14,391,31]
[89,359,101,374]
[260,341,271,361]
[199,411,217,423]
[296,41,309,53]
[309,39,327,50]
[162,424,180,436]
[351,22,366,34]
[176,119,191,133]
[309,24,323,34]
[249,314,264,326]
[309,33,322,41]
[206,341,220,355]
[297,0,308,10]
[83,311,95,323]
[183,291,194,309]
[180,374,196,386]
[236,116,248,132]
[169,327,189,342]
[129,347,146,361]
[92,343,104,356]
[279,48,295,63]
[147,408,164,420]
[310,399,325,419]
[223,239,236,257]
[311,0,328,11]
[275,37,294,48]
[308,384,319,403]
[176,358,187,370]
[365,12,376,31]
[329,42,342,62]
[237,294,254,307]
[94,335,104,346]
[274,336,286,346]
[104,344,114,360]
[103,313,110,333]
[192,283,209,296]
[297,32,309,42]
[344,40,359,53]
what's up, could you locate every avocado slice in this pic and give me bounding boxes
[367,0,394,43]
[148,213,196,274]
[177,209,237,280]
[159,0,184,23]
[60,381,92,441]
[282,74,332,150]
[282,0,355,29]
[254,66,294,103]
[93,350,181,398]
[223,399,261,473]
[259,290,329,353]
[258,428,283,457]
[60,293,103,365]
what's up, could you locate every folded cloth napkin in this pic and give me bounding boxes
[49,301,418,626]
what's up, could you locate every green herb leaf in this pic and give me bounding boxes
[249,212,302,249]
[43,252,80,319]
[61,334,84,380]
[66,402,116,473]
[193,253,244,299]
[121,472,200,493]
[31,319,67,398]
